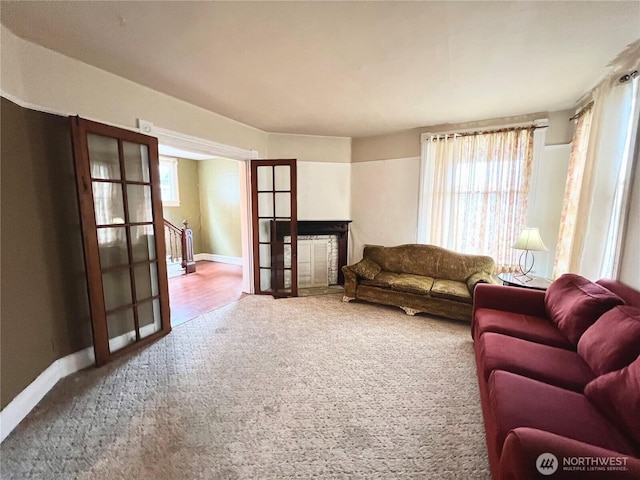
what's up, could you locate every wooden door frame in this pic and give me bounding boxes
[71,116,171,366]
[250,159,298,297]
[138,120,257,294]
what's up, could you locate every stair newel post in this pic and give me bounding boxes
[181,220,196,274]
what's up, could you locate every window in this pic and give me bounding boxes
[418,127,535,272]
[159,156,180,206]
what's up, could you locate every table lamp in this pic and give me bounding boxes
[512,227,548,281]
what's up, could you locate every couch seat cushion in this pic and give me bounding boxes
[430,279,472,304]
[578,305,640,377]
[474,308,573,349]
[488,370,637,458]
[477,333,594,392]
[545,273,624,346]
[359,271,400,289]
[585,356,640,446]
[389,274,434,295]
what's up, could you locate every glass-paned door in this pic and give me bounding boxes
[71,117,170,366]
[251,159,298,296]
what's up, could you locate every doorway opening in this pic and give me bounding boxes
[138,119,256,326]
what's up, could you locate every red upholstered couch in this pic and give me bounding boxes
[472,274,640,479]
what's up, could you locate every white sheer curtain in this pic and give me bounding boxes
[418,128,534,272]
[553,106,593,278]
[571,74,639,280]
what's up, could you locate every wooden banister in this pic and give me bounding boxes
[181,220,196,274]
[163,218,196,275]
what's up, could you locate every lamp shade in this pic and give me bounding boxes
[512,228,548,251]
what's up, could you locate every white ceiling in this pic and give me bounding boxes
[2,1,639,138]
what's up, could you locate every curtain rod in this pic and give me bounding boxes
[426,124,542,140]
[569,101,594,122]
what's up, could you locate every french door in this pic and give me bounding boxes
[71,117,171,366]
[251,159,298,297]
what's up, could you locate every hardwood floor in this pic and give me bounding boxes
[168,261,245,327]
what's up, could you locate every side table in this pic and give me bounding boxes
[498,272,553,291]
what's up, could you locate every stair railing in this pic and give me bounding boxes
[163,219,196,274]
[181,220,196,274]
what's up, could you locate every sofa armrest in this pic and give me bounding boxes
[342,265,358,298]
[472,283,547,318]
[500,427,640,480]
[467,272,498,295]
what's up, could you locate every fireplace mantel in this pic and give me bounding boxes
[272,220,352,285]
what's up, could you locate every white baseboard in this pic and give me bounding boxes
[194,253,243,265]
[0,347,95,443]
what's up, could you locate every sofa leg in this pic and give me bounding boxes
[401,307,419,316]
[342,296,355,303]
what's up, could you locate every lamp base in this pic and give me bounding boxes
[514,250,535,282]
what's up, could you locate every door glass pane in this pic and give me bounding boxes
[258,193,274,217]
[107,308,136,353]
[258,219,271,242]
[127,185,153,223]
[102,268,132,311]
[260,268,272,292]
[259,244,271,267]
[275,192,291,217]
[138,299,161,339]
[131,225,157,262]
[98,227,128,268]
[123,142,150,183]
[134,263,159,301]
[283,244,292,268]
[92,182,124,225]
[257,166,273,191]
[274,165,290,190]
[88,134,121,180]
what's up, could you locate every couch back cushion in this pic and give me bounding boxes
[545,274,623,346]
[578,306,640,376]
[363,244,494,282]
[584,356,640,446]
[596,279,640,308]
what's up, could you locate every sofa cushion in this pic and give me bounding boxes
[359,271,399,288]
[474,308,573,349]
[596,279,640,308]
[585,356,640,446]
[350,258,382,280]
[431,279,473,304]
[545,273,623,345]
[390,274,434,295]
[477,333,594,392]
[488,370,637,457]
[578,305,640,376]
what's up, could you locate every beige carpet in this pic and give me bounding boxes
[1,294,490,479]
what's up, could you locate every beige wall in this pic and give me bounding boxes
[526,144,572,278]
[267,133,351,163]
[162,158,203,254]
[267,133,352,221]
[351,111,575,162]
[1,26,268,154]
[199,159,243,258]
[350,157,421,262]
[1,98,92,409]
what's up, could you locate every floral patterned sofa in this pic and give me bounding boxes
[342,244,496,321]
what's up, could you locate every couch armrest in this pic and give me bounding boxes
[342,265,358,298]
[500,427,640,480]
[467,272,498,295]
[472,284,547,318]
